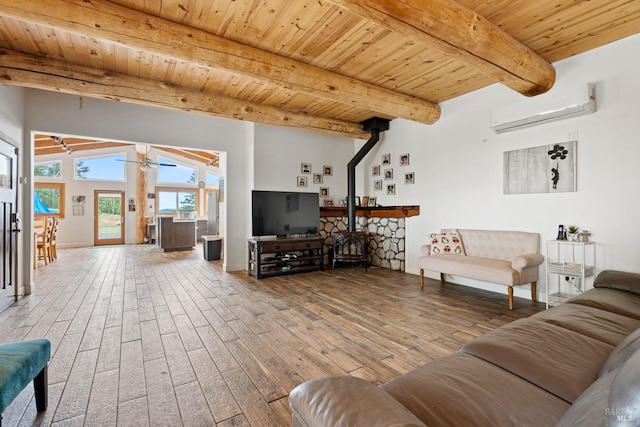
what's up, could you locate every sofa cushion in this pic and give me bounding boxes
[599,326,640,376]
[420,255,519,286]
[567,288,640,320]
[289,376,427,427]
[530,303,640,346]
[381,353,569,427]
[459,318,613,403]
[556,347,640,427]
[594,269,640,295]
[429,232,465,255]
[456,229,540,262]
[608,347,640,425]
[553,367,617,427]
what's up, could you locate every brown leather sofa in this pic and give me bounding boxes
[289,270,640,427]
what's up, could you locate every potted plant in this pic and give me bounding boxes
[567,225,579,241]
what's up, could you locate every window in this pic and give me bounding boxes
[157,157,196,184]
[34,182,65,218]
[206,171,219,188]
[156,187,198,215]
[75,154,126,181]
[34,161,62,178]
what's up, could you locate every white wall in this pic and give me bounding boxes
[253,124,353,199]
[356,34,640,298]
[0,85,24,144]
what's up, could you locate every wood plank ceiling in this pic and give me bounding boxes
[1,1,639,140]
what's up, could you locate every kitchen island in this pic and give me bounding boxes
[156,216,196,252]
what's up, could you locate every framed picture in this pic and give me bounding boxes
[301,163,311,174]
[324,199,334,207]
[384,168,393,180]
[339,199,347,207]
[400,153,410,166]
[320,187,329,197]
[374,180,382,191]
[404,172,415,184]
[313,173,323,184]
[297,176,307,187]
[386,184,396,195]
[362,196,369,207]
[372,165,380,176]
[368,196,377,207]
[323,165,333,175]
[504,141,577,194]
[381,153,391,165]
[355,196,361,206]
[73,204,84,216]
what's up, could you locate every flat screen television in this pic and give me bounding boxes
[252,190,320,238]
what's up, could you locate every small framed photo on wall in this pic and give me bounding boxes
[400,153,410,166]
[372,165,380,176]
[320,187,330,197]
[297,176,307,187]
[301,163,311,174]
[386,184,396,195]
[381,153,391,165]
[323,165,333,175]
[384,168,393,180]
[404,172,415,184]
[313,173,323,184]
[374,180,382,191]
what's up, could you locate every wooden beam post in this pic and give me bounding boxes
[326,0,556,96]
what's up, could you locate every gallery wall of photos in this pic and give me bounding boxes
[296,153,415,207]
[297,162,335,205]
[372,152,415,197]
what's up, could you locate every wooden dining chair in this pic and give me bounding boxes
[36,217,53,266]
[49,218,59,261]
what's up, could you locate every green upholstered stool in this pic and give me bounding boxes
[0,339,51,425]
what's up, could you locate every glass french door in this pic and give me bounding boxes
[94,190,125,245]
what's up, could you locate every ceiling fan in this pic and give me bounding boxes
[117,146,177,171]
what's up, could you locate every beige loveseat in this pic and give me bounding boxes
[417,229,544,310]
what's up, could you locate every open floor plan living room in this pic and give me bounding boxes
[1,1,640,426]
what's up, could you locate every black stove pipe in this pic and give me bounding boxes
[347,118,390,231]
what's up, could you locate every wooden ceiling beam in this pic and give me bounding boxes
[0,49,369,140]
[35,141,131,156]
[0,0,441,125]
[154,146,218,167]
[326,0,556,96]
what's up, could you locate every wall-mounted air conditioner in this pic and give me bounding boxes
[490,83,596,134]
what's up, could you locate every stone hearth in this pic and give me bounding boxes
[320,216,406,271]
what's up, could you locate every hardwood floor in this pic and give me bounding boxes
[1,245,544,426]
